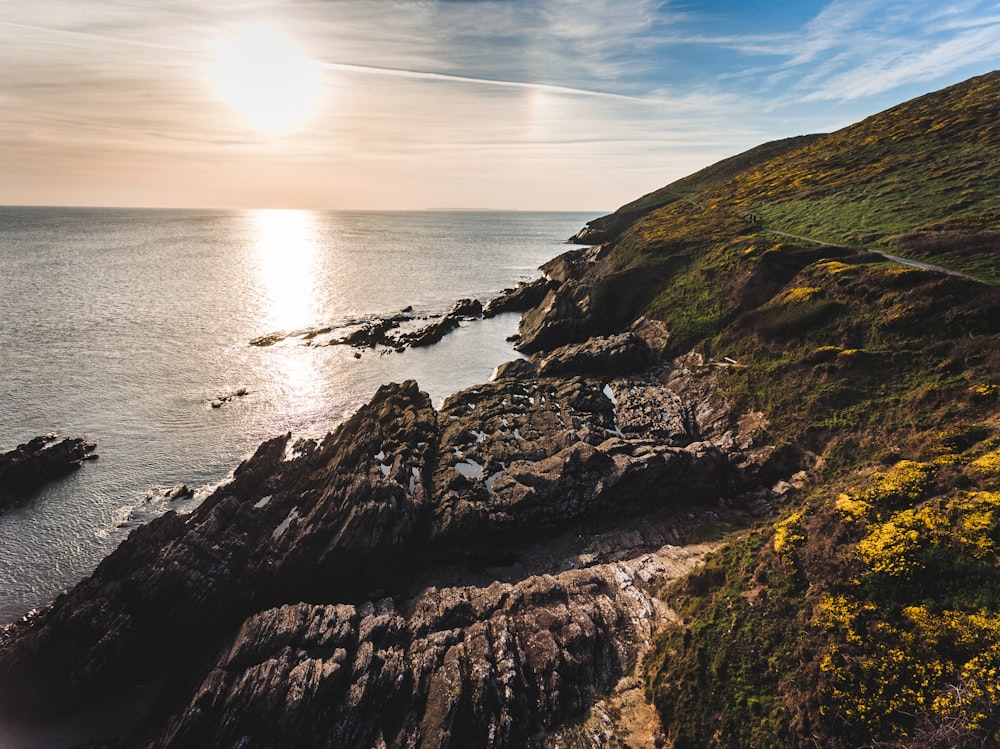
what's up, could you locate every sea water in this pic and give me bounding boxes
[0,207,596,624]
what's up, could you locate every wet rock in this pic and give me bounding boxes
[211,388,250,408]
[0,435,97,508]
[492,358,537,381]
[0,382,437,714]
[402,316,462,348]
[339,317,404,348]
[249,331,287,347]
[400,299,482,349]
[0,359,768,743]
[515,288,600,355]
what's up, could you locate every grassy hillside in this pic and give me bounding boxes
[583,71,1000,747]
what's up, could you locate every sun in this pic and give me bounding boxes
[209,25,322,133]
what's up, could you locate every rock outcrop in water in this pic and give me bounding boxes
[248,297,488,354]
[0,435,97,510]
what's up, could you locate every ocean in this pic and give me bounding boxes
[0,207,596,624]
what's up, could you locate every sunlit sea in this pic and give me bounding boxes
[0,207,596,624]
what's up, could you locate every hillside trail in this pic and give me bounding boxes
[758,225,990,284]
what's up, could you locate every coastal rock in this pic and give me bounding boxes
[0,381,438,714]
[402,316,461,348]
[211,388,250,408]
[249,298,484,354]
[447,297,483,318]
[514,288,601,355]
[338,317,404,348]
[538,245,609,285]
[0,435,97,508]
[141,563,647,749]
[482,278,554,318]
[0,351,768,744]
[512,247,615,355]
[0,366,751,718]
[535,332,653,377]
[398,298,482,348]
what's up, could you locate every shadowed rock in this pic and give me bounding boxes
[482,278,554,318]
[0,435,97,509]
[142,564,646,749]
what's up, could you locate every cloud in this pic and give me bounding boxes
[315,60,647,102]
[2,0,998,210]
[800,23,1000,100]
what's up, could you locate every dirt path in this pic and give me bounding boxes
[759,226,989,284]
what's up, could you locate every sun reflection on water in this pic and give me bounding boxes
[247,208,321,332]
[246,209,328,418]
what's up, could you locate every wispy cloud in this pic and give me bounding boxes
[315,60,648,102]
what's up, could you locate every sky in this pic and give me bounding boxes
[1,0,998,211]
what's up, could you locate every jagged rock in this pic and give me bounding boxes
[511,247,615,355]
[539,245,608,285]
[448,298,483,318]
[0,336,773,749]
[402,316,461,348]
[0,382,437,715]
[605,378,695,445]
[515,288,601,355]
[0,435,97,508]
[250,300,481,354]
[339,317,404,348]
[211,388,250,408]
[628,316,672,359]
[396,299,481,349]
[483,278,554,318]
[535,332,653,377]
[492,358,537,381]
[141,561,660,749]
[0,366,753,722]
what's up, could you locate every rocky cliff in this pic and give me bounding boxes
[0,314,780,746]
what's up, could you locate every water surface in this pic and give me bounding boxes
[0,207,595,622]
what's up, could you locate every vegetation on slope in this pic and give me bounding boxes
[581,70,1000,747]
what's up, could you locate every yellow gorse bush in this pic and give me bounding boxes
[773,507,808,556]
[970,447,1000,476]
[859,460,936,511]
[780,286,823,305]
[820,479,1000,736]
[856,506,948,576]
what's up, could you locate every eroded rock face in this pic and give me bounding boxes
[482,278,554,318]
[535,332,653,377]
[143,564,646,749]
[514,246,616,355]
[515,288,600,355]
[0,435,97,509]
[0,382,438,713]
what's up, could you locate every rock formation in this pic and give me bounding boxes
[0,315,777,746]
[0,435,97,509]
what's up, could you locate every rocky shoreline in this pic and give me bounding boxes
[0,244,796,747]
[248,279,552,356]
